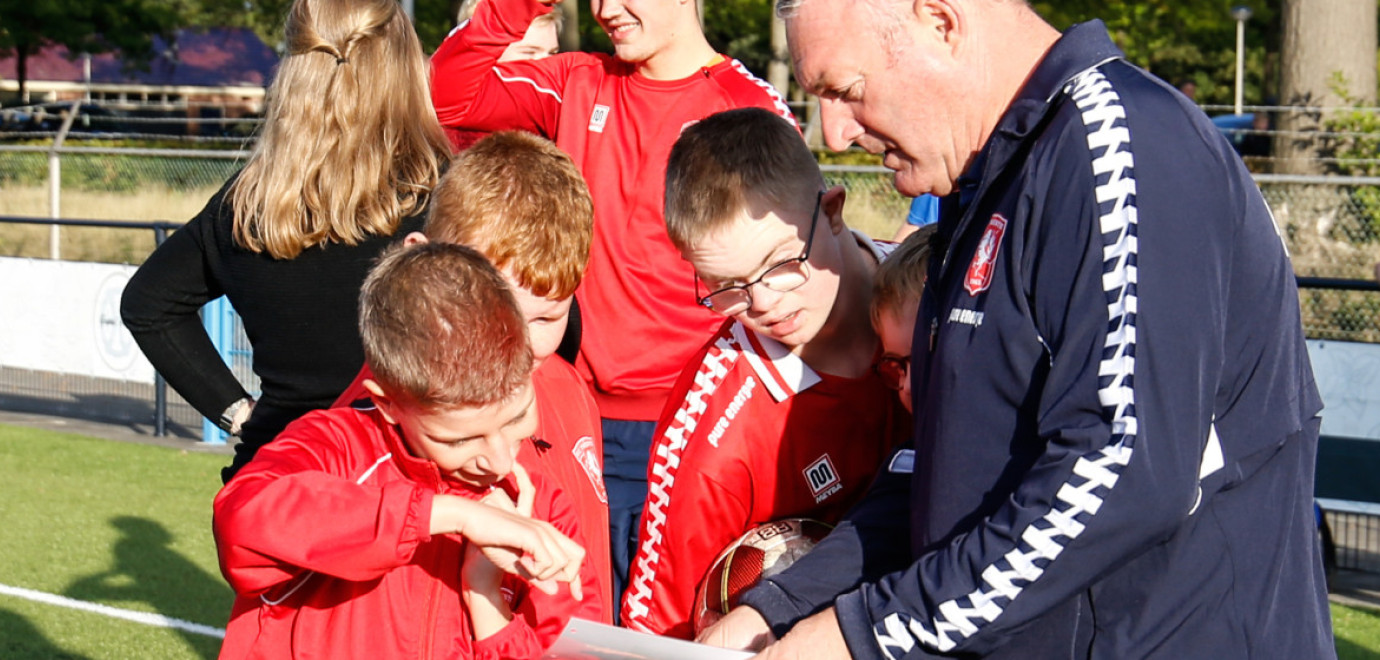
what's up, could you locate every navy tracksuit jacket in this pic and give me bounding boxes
[741,21,1334,660]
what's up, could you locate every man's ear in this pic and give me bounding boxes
[362,379,399,425]
[910,0,961,50]
[822,184,849,235]
[402,232,430,247]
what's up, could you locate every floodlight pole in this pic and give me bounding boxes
[1232,6,1253,116]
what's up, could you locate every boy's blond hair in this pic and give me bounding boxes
[425,131,593,299]
[360,242,532,411]
[664,107,820,251]
[871,224,938,323]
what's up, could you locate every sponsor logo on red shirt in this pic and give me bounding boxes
[589,104,610,133]
[965,214,1008,296]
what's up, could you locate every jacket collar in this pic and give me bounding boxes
[993,20,1124,145]
[730,229,893,403]
[950,21,1124,236]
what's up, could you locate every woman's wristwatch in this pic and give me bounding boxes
[219,397,255,436]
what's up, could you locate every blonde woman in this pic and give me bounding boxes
[122,0,450,483]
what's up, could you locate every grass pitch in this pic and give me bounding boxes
[0,421,1378,659]
[0,424,227,659]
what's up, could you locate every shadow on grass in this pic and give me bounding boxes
[0,606,93,660]
[1337,636,1380,660]
[64,516,229,660]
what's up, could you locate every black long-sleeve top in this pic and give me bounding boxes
[121,175,424,481]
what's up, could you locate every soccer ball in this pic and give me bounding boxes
[692,518,833,633]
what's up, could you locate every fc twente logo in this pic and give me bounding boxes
[572,435,608,504]
[965,214,1008,296]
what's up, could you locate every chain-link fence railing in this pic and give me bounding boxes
[4,156,1378,337]
[820,165,912,239]
[3,102,1380,440]
[0,216,258,441]
[1257,175,1380,342]
[0,139,246,262]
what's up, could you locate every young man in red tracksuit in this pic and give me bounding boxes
[332,132,614,622]
[215,243,592,660]
[430,0,794,608]
[620,108,911,638]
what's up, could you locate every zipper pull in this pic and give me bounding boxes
[929,317,939,352]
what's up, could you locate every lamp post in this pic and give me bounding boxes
[1232,5,1253,116]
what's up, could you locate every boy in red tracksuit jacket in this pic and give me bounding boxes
[333,132,613,622]
[430,0,794,607]
[621,108,911,638]
[215,243,593,660]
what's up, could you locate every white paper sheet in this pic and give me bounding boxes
[542,619,754,660]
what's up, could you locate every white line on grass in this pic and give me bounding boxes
[0,582,225,639]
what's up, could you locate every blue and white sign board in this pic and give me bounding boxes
[0,257,154,383]
[1307,339,1380,441]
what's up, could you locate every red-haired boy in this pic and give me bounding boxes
[334,131,613,621]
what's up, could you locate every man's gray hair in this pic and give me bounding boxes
[776,0,908,57]
[779,0,1030,20]
[776,0,903,31]
[775,0,806,19]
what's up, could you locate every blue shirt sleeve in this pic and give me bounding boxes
[905,195,939,227]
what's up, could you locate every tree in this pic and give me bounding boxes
[701,0,773,76]
[1278,0,1377,175]
[0,0,181,103]
[181,0,293,51]
[411,0,463,53]
[1031,1,1279,108]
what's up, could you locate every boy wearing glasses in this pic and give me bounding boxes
[621,108,911,638]
[871,225,938,413]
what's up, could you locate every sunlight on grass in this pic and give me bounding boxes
[0,185,220,222]
[1334,603,1380,659]
[0,424,228,659]
[0,421,1379,659]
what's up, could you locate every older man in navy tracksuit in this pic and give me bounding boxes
[699,2,1335,659]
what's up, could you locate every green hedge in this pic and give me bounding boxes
[0,151,241,193]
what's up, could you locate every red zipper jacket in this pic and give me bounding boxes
[213,406,595,660]
[331,360,613,622]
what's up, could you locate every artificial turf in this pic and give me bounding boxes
[0,421,1378,659]
[0,423,227,659]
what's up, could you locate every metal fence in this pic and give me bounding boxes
[5,103,1380,577]
[0,215,256,442]
[2,107,1379,413]
[1323,503,1380,576]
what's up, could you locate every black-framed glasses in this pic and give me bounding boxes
[874,354,909,391]
[697,191,824,316]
